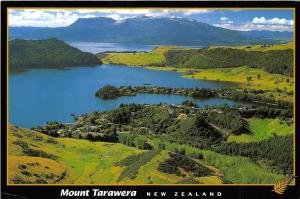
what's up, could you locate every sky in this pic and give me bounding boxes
[8,9,294,32]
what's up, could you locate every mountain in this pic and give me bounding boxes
[9,16,290,46]
[9,38,101,72]
[241,30,293,41]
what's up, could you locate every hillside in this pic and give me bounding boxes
[8,17,290,46]
[100,42,293,76]
[8,94,293,185]
[8,125,224,184]
[9,38,101,72]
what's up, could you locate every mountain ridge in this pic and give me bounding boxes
[9,16,293,45]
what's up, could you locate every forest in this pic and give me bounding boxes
[164,48,293,76]
[9,38,101,72]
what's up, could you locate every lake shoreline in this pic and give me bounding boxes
[9,64,241,128]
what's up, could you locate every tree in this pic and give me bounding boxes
[109,108,131,124]
[257,74,261,80]
[118,133,135,147]
[134,136,153,150]
[182,100,198,108]
[246,76,252,82]
[95,85,121,99]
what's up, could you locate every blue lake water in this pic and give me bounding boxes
[67,42,205,54]
[9,64,246,128]
[68,42,157,53]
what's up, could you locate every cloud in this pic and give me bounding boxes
[9,9,98,27]
[9,9,293,32]
[214,23,236,30]
[8,9,212,27]
[220,17,229,21]
[86,9,212,20]
[214,16,294,32]
[252,17,294,25]
[214,23,293,32]
[239,22,293,32]
[180,10,211,15]
[219,17,233,24]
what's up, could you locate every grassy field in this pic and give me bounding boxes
[100,46,175,66]
[208,42,294,52]
[183,66,293,91]
[146,66,294,102]
[8,125,141,184]
[8,125,223,184]
[227,118,293,143]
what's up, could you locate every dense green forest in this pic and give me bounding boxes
[208,106,251,135]
[164,48,293,76]
[165,115,224,148]
[9,38,101,72]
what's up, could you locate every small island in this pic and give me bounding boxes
[95,85,122,99]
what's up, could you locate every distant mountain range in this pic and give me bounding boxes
[240,30,293,40]
[9,16,293,46]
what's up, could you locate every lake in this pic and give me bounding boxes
[9,64,247,128]
[67,42,205,54]
[68,42,157,53]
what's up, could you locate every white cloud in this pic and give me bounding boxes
[9,9,98,27]
[102,9,211,18]
[9,9,212,27]
[105,14,135,21]
[181,10,211,15]
[219,17,233,24]
[214,23,236,30]
[252,17,266,24]
[252,17,293,25]
[214,16,294,32]
[239,22,293,32]
[214,22,293,32]
[220,17,229,21]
